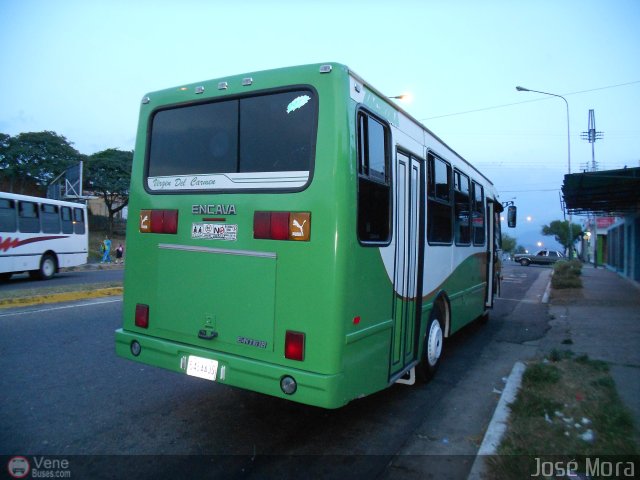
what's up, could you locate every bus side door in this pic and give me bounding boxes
[390,151,424,377]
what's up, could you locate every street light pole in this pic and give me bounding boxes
[516,86,571,174]
[516,86,574,257]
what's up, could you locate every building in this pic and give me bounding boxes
[562,167,640,283]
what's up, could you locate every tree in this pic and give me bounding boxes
[85,148,133,234]
[501,233,517,255]
[0,131,83,194]
[541,220,583,256]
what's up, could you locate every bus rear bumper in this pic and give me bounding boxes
[115,328,347,409]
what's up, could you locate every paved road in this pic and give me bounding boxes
[0,264,549,479]
[0,267,123,292]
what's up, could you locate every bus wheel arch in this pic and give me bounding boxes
[30,251,58,280]
[417,294,449,382]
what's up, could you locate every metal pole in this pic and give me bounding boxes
[515,86,573,257]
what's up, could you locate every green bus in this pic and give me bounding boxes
[115,63,512,409]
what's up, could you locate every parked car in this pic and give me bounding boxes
[513,249,565,266]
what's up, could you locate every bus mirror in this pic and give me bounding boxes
[507,205,517,228]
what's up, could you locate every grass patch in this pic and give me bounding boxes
[549,348,574,362]
[487,355,639,478]
[551,260,583,289]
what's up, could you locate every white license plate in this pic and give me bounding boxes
[186,355,218,381]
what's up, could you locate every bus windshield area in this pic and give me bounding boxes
[146,89,317,191]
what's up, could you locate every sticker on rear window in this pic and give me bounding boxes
[286,95,311,114]
[192,223,237,241]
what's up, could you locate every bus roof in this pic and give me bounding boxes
[346,65,495,190]
[139,62,496,195]
[0,191,87,208]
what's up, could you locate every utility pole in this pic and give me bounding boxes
[580,109,604,267]
[581,109,604,173]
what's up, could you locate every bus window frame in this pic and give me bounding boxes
[143,84,320,195]
[453,168,472,246]
[0,199,17,233]
[18,201,41,233]
[426,151,453,246]
[61,206,74,234]
[41,203,61,234]
[355,107,392,247]
[471,180,486,246]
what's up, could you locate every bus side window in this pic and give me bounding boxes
[357,111,391,244]
[18,201,40,233]
[454,170,471,245]
[427,154,453,244]
[472,181,485,245]
[41,204,61,234]
[0,199,17,232]
[61,207,74,234]
[73,208,86,235]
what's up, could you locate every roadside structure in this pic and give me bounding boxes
[562,167,640,284]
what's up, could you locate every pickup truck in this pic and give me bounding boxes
[513,249,565,266]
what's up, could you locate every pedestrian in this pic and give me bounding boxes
[102,236,112,263]
[115,243,124,264]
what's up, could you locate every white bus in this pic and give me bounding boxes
[0,192,88,280]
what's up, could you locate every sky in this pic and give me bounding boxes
[1,0,639,251]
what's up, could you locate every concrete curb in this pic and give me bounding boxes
[0,287,123,309]
[541,274,552,304]
[467,361,527,480]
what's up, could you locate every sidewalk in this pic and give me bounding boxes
[467,265,640,479]
[62,260,125,272]
[543,265,640,428]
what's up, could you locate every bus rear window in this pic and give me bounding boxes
[147,89,317,191]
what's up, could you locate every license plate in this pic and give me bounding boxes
[186,355,218,381]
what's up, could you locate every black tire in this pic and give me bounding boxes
[0,272,12,282]
[416,307,445,382]
[31,254,57,280]
[519,258,530,266]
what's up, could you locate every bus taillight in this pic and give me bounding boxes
[285,331,305,361]
[135,304,149,329]
[140,209,178,234]
[253,211,311,241]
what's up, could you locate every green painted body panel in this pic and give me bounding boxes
[118,63,396,409]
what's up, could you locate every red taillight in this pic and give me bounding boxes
[135,304,149,328]
[162,210,178,233]
[253,211,310,241]
[253,211,271,239]
[270,212,290,240]
[150,210,164,233]
[141,210,178,234]
[285,331,305,361]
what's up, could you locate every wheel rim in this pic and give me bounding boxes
[427,319,443,366]
[42,258,55,277]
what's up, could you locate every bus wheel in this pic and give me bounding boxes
[32,254,57,280]
[417,309,444,382]
[0,272,12,282]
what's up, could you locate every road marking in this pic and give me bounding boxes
[496,297,540,304]
[0,297,122,318]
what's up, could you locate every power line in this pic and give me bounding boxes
[499,188,561,193]
[421,80,640,121]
